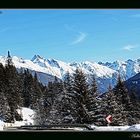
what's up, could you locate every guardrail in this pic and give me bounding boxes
[11,124,94,131]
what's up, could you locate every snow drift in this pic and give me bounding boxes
[0,107,34,130]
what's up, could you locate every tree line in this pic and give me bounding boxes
[0,52,44,123]
[0,52,140,126]
[35,69,140,126]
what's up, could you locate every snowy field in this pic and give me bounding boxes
[90,125,140,131]
[1,107,140,131]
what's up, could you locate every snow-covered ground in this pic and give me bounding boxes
[0,120,5,130]
[17,107,34,125]
[0,107,34,130]
[1,107,140,131]
[90,124,140,131]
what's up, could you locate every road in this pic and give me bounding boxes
[3,124,95,131]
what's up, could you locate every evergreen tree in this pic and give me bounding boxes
[73,69,89,104]
[129,88,140,124]
[64,72,73,93]
[94,98,108,126]
[85,75,105,125]
[21,70,42,109]
[30,72,42,109]
[45,77,63,107]
[45,86,76,125]
[22,69,32,108]
[53,76,64,95]
[34,95,47,125]
[45,69,92,125]
[71,68,90,124]
[113,75,133,125]
[104,84,124,126]
[41,78,65,125]
[4,51,22,122]
[89,75,98,96]
[46,82,56,107]
[0,63,11,122]
[28,73,47,125]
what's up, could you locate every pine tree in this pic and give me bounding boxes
[89,75,98,96]
[30,72,42,109]
[0,63,11,122]
[34,95,47,125]
[104,84,114,118]
[113,75,132,125]
[45,77,63,107]
[53,76,64,95]
[22,70,32,107]
[64,72,73,93]
[60,90,77,124]
[30,74,48,125]
[85,75,103,125]
[22,69,40,109]
[73,69,89,104]
[45,87,76,125]
[129,88,140,124]
[104,84,124,126]
[45,69,92,125]
[45,82,56,107]
[4,51,22,122]
[71,68,90,124]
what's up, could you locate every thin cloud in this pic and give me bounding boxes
[122,45,138,51]
[65,24,87,45]
[71,32,87,45]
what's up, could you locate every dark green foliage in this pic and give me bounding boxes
[64,72,73,93]
[34,95,47,125]
[89,75,98,95]
[105,75,135,126]
[21,69,32,108]
[0,52,140,126]
[105,85,124,126]
[4,53,23,122]
[46,82,56,106]
[45,69,90,124]
[129,88,140,124]
[73,69,89,104]
[0,52,44,123]
[71,69,91,124]
[35,70,140,126]
[20,70,43,109]
[30,72,43,109]
[45,89,75,124]
[0,64,11,122]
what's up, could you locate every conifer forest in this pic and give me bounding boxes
[1,52,140,127]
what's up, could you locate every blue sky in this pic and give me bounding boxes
[0,9,140,63]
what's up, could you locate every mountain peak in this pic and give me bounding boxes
[47,58,60,68]
[31,55,44,62]
[1,53,140,93]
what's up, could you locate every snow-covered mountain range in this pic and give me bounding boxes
[1,54,140,93]
[98,59,140,80]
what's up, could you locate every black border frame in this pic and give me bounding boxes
[1,1,140,139]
